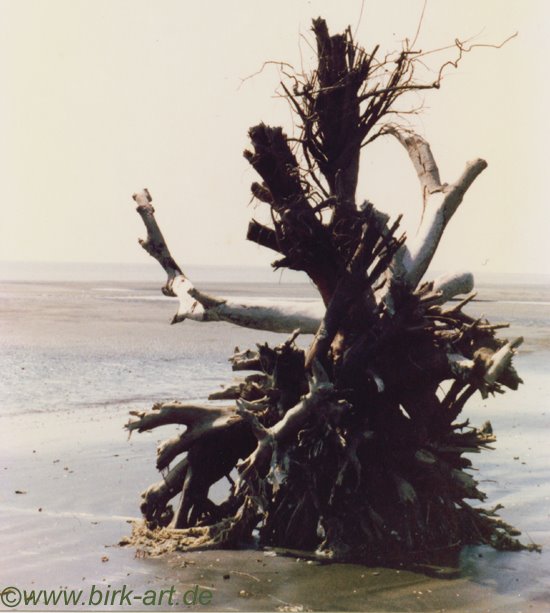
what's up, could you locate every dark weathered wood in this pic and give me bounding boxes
[244,123,342,304]
[246,220,279,253]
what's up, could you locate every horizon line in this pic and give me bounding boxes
[0,260,549,282]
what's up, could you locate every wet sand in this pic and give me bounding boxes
[1,365,550,612]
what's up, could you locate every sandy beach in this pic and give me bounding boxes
[1,273,550,611]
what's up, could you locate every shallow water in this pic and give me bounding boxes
[0,280,299,416]
[1,274,549,414]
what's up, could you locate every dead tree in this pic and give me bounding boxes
[125,19,537,562]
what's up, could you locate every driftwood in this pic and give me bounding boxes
[125,19,537,562]
[134,188,323,333]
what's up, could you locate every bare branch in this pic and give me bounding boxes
[132,189,325,332]
[132,189,182,296]
[387,130,487,287]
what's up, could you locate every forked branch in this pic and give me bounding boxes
[388,128,487,287]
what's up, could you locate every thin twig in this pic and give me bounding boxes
[238,61,295,90]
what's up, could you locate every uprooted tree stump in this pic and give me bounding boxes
[124,19,538,562]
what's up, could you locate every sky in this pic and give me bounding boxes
[1,0,549,277]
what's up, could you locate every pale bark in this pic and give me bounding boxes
[388,129,487,288]
[127,403,240,461]
[133,189,182,295]
[484,336,523,385]
[133,188,323,334]
[172,276,323,333]
[432,271,474,304]
[447,353,476,380]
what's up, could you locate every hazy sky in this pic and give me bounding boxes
[1,0,549,276]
